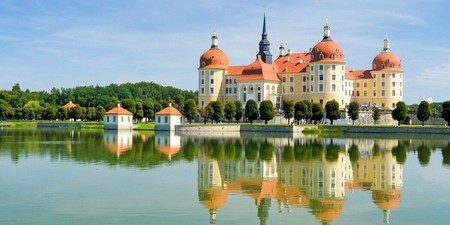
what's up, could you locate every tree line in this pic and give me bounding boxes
[0,82,197,121]
[183,98,450,126]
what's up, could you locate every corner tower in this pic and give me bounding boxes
[257,14,273,63]
[198,32,230,109]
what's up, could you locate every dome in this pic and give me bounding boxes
[199,34,229,70]
[372,38,402,71]
[310,24,345,63]
[372,52,402,71]
[372,189,402,210]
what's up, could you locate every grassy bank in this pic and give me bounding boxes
[133,122,155,130]
[302,125,344,136]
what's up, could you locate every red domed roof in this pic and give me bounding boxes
[310,40,345,63]
[372,189,402,210]
[199,35,229,70]
[199,48,229,70]
[372,51,402,71]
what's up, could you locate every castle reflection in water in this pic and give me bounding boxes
[102,130,407,225]
[194,136,403,225]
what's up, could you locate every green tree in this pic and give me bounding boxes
[70,105,82,121]
[259,100,274,124]
[86,107,97,121]
[372,107,381,124]
[135,102,144,122]
[392,101,408,126]
[282,100,294,124]
[294,101,308,125]
[441,101,450,126]
[57,107,68,121]
[234,101,243,124]
[348,101,359,125]
[210,101,224,123]
[417,100,432,126]
[325,100,340,125]
[224,101,236,123]
[200,105,214,124]
[154,102,163,115]
[142,101,154,120]
[96,105,106,121]
[311,103,324,124]
[0,100,8,120]
[304,101,313,123]
[121,99,136,115]
[244,100,259,124]
[183,99,198,124]
[348,144,360,163]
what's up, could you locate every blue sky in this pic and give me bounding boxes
[0,0,449,104]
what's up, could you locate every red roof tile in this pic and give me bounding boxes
[155,105,182,116]
[105,105,133,115]
[237,55,280,82]
[274,53,310,73]
[63,101,76,109]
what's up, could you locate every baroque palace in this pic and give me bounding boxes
[198,15,403,110]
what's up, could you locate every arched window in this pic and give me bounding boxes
[331,54,335,59]
[319,54,324,60]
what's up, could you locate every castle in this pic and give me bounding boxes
[198,15,403,110]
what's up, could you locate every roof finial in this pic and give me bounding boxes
[383,33,391,52]
[211,31,219,49]
[323,20,331,40]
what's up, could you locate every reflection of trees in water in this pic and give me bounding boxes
[417,143,431,166]
[259,139,274,161]
[293,139,323,162]
[325,140,341,162]
[442,143,450,166]
[180,138,197,162]
[348,144,360,163]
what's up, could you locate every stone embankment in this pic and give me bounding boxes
[326,125,450,134]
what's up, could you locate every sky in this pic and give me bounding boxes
[0,0,449,104]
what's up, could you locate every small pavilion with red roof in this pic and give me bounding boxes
[104,104,133,130]
[155,103,183,131]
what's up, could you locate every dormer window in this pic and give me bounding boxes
[211,56,215,60]
[382,64,386,69]
[331,54,335,59]
[221,61,225,66]
[319,53,324,60]
[373,64,377,69]
[201,61,206,67]
[391,64,395,68]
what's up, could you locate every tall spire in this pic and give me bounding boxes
[258,13,273,63]
[383,33,391,52]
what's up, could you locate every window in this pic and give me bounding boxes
[319,54,324,60]
[382,64,385,69]
[121,116,123,122]
[319,65,324,70]
[374,82,376,87]
[382,90,385,96]
[157,116,160,123]
[210,88,214,94]
[319,75,323,81]
[311,66,314,71]
[225,79,228,84]
[341,85,344,92]
[332,84,336,92]
[331,54,335,59]
[392,90,396,96]
[364,82,367,87]
[201,88,204,94]
[364,90,367,96]
[234,87,237,94]
[258,93,261,102]
[202,61,205,67]
[392,103,396,108]
[356,83,360,87]
[210,79,214,84]
[357,91,360,96]
[128,117,130,122]
[164,116,168,123]
[381,82,385,87]
[392,82,395,87]
[303,85,306,92]
[382,73,385,78]
[283,77,286,82]
[400,82,402,87]
[303,76,307,82]
[209,71,214,76]
[290,76,294,82]
[400,90,402,96]
[311,85,314,92]
[290,86,294,93]
[310,75,314,81]
[374,74,377,78]
[332,75,336,80]
[392,73,396,78]
[283,86,286,93]
[391,64,395,68]
[113,116,116,123]
[201,71,205,76]
[107,116,109,123]
[319,84,324,92]
[320,99,323,104]
[373,91,376,96]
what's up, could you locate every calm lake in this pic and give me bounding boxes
[1,128,449,225]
